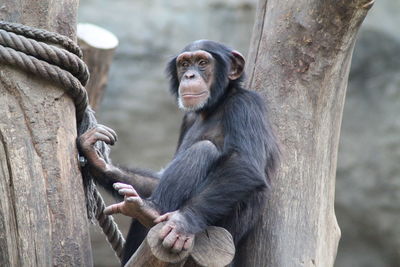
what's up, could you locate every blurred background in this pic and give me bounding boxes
[78,0,400,266]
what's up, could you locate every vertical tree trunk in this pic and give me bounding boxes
[0,1,92,266]
[239,0,373,266]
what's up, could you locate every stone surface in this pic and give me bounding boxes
[335,29,400,267]
[78,0,400,266]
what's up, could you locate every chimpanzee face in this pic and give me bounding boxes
[167,40,246,113]
[175,50,215,111]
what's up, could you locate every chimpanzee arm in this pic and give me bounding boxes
[78,125,160,198]
[91,165,160,199]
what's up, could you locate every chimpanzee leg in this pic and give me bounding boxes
[151,140,221,215]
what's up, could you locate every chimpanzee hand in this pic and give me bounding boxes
[154,211,194,253]
[77,125,117,172]
[104,183,160,228]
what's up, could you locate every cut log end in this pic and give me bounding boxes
[191,226,235,267]
[77,23,119,49]
[77,23,119,109]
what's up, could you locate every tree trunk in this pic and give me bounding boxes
[77,23,119,110]
[0,1,92,266]
[238,0,373,266]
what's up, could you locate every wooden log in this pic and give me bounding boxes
[125,223,235,267]
[189,226,235,267]
[0,1,92,266]
[125,222,192,267]
[77,23,119,110]
[237,0,374,266]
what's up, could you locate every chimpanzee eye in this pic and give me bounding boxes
[198,60,208,67]
[181,61,189,68]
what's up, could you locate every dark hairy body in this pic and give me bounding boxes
[78,40,279,266]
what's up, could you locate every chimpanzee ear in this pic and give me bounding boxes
[228,50,245,80]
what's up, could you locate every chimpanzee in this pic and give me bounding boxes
[78,40,280,266]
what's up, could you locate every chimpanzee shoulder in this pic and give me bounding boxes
[221,87,278,172]
[222,87,268,136]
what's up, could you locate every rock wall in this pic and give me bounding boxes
[335,29,400,267]
[78,0,400,266]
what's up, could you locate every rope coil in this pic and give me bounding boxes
[0,29,89,85]
[0,21,83,58]
[0,21,125,262]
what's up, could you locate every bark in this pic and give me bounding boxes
[238,0,374,266]
[77,23,118,110]
[0,1,92,266]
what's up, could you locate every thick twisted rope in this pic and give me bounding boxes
[0,21,125,261]
[94,189,125,259]
[0,29,89,85]
[0,21,83,58]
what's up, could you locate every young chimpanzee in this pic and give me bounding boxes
[78,40,280,265]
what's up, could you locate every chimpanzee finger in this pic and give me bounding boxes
[118,188,139,197]
[113,182,134,190]
[103,202,123,215]
[92,132,112,145]
[154,213,170,223]
[98,124,118,142]
[171,235,185,253]
[183,236,193,251]
[162,230,178,249]
[159,224,173,240]
[126,196,143,205]
[97,125,117,143]
[96,126,116,145]
[81,127,98,137]
[78,127,105,147]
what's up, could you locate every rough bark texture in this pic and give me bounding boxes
[0,1,92,266]
[237,0,373,266]
[77,23,118,110]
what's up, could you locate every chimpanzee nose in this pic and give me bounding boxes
[184,72,195,79]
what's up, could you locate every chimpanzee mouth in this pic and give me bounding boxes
[181,91,208,98]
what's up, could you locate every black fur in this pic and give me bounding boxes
[99,40,279,266]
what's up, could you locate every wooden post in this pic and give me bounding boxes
[0,1,92,266]
[125,223,235,267]
[237,0,374,266]
[77,23,119,110]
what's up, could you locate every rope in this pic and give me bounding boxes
[94,189,125,258]
[0,29,89,85]
[0,21,125,262]
[0,21,83,58]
